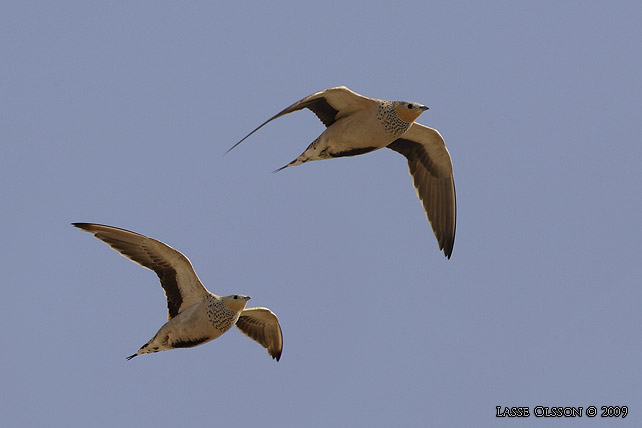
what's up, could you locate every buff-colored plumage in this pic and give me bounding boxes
[73,223,283,361]
[228,86,456,258]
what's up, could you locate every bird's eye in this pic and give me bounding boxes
[233,296,238,300]
[407,103,413,109]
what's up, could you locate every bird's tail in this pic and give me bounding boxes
[125,353,138,361]
[273,151,315,173]
[272,164,290,174]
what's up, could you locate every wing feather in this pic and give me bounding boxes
[236,307,283,361]
[386,124,457,258]
[73,223,210,318]
[227,86,375,153]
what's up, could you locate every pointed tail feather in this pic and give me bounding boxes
[272,164,290,174]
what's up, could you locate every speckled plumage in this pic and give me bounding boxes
[73,223,283,361]
[228,86,457,258]
[377,101,412,137]
[206,296,240,332]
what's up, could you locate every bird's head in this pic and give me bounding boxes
[393,101,429,123]
[223,294,251,312]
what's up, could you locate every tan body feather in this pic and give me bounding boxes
[230,86,457,258]
[74,223,283,361]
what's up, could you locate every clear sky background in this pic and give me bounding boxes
[2,1,641,427]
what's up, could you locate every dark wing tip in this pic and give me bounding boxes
[72,222,112,233]
[272,323,283,362]
[443,243,453,259]
[438,212,456,259]
[443,181,457,259]
[224,138,247,155]
[225,116,276,155]
[272,350,282,362]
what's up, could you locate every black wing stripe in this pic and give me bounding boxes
[387,138,456,258]
[89,233,184,318]
[301,97,340,127]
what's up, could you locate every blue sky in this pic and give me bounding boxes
[2,1,641,427]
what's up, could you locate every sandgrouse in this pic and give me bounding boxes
[227,86,456,258]
[73,223,283,361]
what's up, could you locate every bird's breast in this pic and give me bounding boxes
[377,102,412,138]
[206,298,241,332]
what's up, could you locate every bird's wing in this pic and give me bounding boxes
[73,223,211,319]
[236,307,283,361]
[386,123,457,258]
[227,86,375,153]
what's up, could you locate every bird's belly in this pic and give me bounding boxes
[321,120,391,158]
[152,304,223,350]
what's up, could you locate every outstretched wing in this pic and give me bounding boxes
[73,223,211,318]
[387,123,457,258]
[227,86,375,153]
[236,307,283,361]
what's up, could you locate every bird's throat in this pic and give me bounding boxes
[394,104,423,123]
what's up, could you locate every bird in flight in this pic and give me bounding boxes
[228,86,456,258]
[73,223,283,361]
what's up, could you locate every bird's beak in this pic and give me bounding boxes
[245,296,252,301]
[420,105,429,111]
